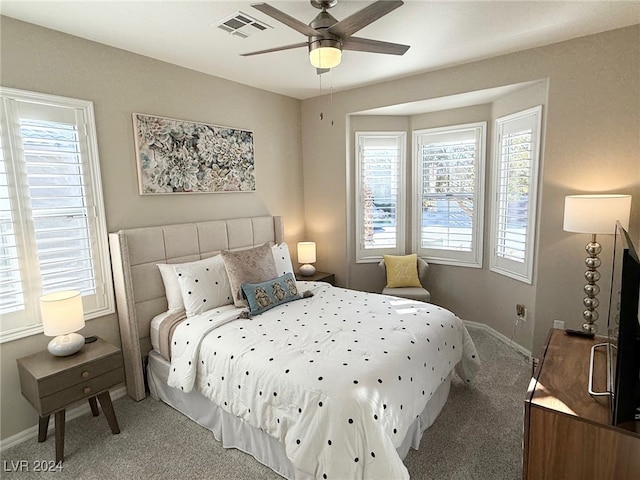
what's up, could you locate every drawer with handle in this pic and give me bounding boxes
[37,352,123,397]
[39,367,124,415]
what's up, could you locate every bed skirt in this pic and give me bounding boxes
[148,349,452,479]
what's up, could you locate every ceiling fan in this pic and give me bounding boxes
[241,0,410,73]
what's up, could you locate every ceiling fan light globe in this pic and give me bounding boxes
[309,46,341,69]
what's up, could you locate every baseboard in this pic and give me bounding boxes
[463,320,532,359]
[0,386,127,453]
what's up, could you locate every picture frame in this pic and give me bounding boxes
[132,113,255,194]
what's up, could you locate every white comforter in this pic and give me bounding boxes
[168,282,480,479]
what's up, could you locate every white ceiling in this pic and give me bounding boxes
[2,1,639,100]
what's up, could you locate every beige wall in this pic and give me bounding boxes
[301,26,640,355]
[0,17,305,441]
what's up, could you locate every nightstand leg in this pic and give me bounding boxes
[38,415,50,442]
[88,396,100,416]
[54,409,65,463]
[97,391,120,434]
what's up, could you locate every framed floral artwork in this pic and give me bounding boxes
[132,113,255,194]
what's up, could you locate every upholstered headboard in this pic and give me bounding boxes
[108,215,284,400]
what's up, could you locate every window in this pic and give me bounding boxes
[355,132,406,262]
[489,106,542,283]
[0,87,114,342]
[413,123,486,267]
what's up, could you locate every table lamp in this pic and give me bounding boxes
[41,290,86,356]
[297,241,317,276]
[563,194,632,333]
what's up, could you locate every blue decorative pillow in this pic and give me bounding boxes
[241,272,301,315]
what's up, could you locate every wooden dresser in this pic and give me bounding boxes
[523,328,640,480]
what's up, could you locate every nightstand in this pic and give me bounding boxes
[295,271,335,285]
[17,337,124,463]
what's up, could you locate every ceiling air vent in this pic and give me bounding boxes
[216,12,272,39]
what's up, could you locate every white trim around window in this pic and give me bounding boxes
[0,87,114,343]
[489,106,542,284]
[355,131,406,263]
[412,122,486,268]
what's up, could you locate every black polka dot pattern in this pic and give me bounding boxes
[166,281,481,479]
[173,256,233,317]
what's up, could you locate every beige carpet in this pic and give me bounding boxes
[1,327,531,479]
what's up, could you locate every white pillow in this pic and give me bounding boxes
[271,243,294,276]
[157,262,187,313]
[174,255,233,317]
[157,256,230,314]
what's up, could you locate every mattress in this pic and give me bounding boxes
[161,281,480,479]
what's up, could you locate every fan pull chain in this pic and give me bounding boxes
[317,69,334,126]
[330,69,334,127]
[318,72,324,120]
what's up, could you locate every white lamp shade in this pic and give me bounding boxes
[309,47,342,69]
[297,242,317,264]
[41,291,85,336]
[563,194,632,234]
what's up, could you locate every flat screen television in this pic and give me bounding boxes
[607,221,640,430]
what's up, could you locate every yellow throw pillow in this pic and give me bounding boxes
[383,254,422,288]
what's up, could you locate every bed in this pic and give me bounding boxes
[109,215,480,479]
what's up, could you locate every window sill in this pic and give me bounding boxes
[0,306,114,344]
[0,324,45,344]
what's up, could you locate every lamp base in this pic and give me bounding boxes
[581,237,602,334]
[48,333,85,357]
[299,264,316,276]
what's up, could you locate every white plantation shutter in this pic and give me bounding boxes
[495,125,531,262]
[413,123,486,267]
[490,106,542,283]
[0,88,114,341]
[23,117,97,292]
[0,131,27,323]
[355,132,406,262]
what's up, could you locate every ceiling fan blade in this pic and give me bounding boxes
[251,3,321,37]
[241,42,308,57]
[342,36,410,55]
[327,0,404,38]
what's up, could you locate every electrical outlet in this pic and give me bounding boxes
[554,319,565,329]
[516,304,527,321]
